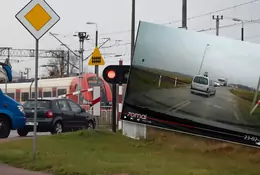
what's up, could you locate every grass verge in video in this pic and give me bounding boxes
[129,66,192,93]
[0,129,260,175]
[230,88,260,123]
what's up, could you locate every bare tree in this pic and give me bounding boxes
[69,54,79,74]
[46,50,79,77]
[46,55,62,77]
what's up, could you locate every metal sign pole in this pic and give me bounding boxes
[15,0,60,162]
[95,29,99,77]
[78,39,81,104]
[112,83,117,133]
[33,39,39,161]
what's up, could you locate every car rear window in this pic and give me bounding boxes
[193,76,208,85]
[23,100,51,109]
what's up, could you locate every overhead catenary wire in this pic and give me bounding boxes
[51,0,259,38]
[84,0,259,36]
[197,18,260,32]
[164,0,259,25]
[11,0,260,69]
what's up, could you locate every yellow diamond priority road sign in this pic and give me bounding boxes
[88,47,105,66]
[15,0,60,40]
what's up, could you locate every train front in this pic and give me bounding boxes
[70,73,112,109]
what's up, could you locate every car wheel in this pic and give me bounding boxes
[0,117,10,138]
[51,121,63,135]
[207,93,211,97]
[17,128,28,137]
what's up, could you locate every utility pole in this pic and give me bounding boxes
[182,0,187,29]
[66,50,70,75]
[24,68,31,79]
[7,48,11,65]
[19,71,24,80]
[131,0,135,64]
[77,32,88,104]
[241,26,244,41]
[212,15,223,36]
[95,26,99,76]
[60,50,65,77]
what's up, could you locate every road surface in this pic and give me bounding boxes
[127,86,248,125]
[0,164,52,175]
[9,131,50,138]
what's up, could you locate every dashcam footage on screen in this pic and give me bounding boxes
[122,21,260,148]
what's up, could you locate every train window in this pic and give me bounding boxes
[21,92,29,101]
[6,93,14,99]
[16,91,21,102]
[39,90,42,98]
[52,90,57,97]
[58,89,67,96]
[31,92,35,98]
[43,91,52,97]
[31,92,39,98]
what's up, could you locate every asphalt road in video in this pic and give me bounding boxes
[9,131,50,138]
[128,86,247,125]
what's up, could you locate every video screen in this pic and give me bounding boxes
[122,21,260,148]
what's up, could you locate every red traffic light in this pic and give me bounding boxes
[103,65,130,84]
[107,70,116,79]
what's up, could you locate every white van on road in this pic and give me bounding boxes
[190,75,216,97]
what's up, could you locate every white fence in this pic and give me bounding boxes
[88,106,112,126]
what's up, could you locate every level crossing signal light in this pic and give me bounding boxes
[103,65,130,84]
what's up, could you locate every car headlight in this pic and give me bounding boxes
[18,105,25,114]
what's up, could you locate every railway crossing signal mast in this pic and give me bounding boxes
[103,65,130,133]
[77,32,89,104]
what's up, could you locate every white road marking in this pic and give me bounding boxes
[233,110,240,121]
[213,105,223,109]
[167,100,190,111]
[173,101,191,112]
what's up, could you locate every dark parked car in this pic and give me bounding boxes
[17,98,96,136]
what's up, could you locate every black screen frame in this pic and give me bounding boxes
[120,21,260,149]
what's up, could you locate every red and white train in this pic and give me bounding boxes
[0,73,112,109]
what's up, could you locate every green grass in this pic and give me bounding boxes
[1,129,260,175]
[145,67,193,84]
[128,66,192,93]
[230,89,260,122]
[230,89,257,102]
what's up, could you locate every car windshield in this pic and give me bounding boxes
[193,76,208,85]
[218,79,225,82]
[23,100,51,109]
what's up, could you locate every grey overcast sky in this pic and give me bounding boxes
[1,0,260,78]
[133,21,260,88]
